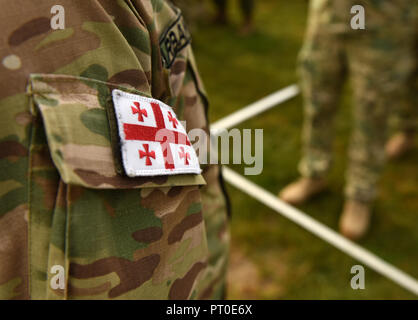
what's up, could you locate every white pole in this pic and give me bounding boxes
[222,167,418,296]
[211,85,300,131]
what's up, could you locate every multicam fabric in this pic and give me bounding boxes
[0,0,229,300]
[298,0,417,203]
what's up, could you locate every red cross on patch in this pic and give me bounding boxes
[139,144,155,166]
[167,111,178,128]
[131,102,148,122]
[112,89,201,177]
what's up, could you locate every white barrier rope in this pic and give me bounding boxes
[222,167,418,296]
[211,84,300,130]
[210,84,418,296]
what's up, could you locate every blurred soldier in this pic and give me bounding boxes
[0,0,229,299]
[279,1,416,240]
[170,0,207,29]
[213,0,255,34]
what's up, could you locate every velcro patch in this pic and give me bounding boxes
[112,89,201,177]
[159,13,191,69]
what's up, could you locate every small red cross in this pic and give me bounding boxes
[139,144,156,166]
[179,147,190,165]
[131,102,148,122]
[167,111,178,128]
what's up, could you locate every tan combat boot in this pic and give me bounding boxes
[385,132,415,160]
[279,177,327,205]
[339,200,372,241]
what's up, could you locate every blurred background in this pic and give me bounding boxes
[173,0,418,299]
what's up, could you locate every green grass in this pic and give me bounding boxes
[189,0,418,299]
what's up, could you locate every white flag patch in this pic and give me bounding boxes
[112,89,201,177]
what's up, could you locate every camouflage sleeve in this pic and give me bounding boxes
[154,2,230,298]
[0,0,228,300]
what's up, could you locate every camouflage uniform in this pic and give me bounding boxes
[298,0,416,203]
[0,0,229,299]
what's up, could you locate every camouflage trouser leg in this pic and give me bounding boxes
[299,27,414,203]
[344,33,415,203]
[298,31,346,179]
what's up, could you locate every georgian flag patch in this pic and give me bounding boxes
[112,89,201,177]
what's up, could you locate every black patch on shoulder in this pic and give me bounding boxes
[159,13,191,69]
